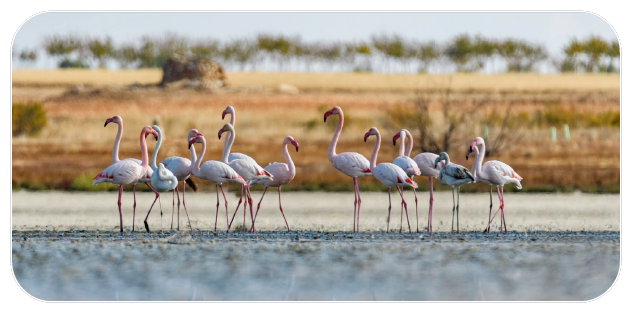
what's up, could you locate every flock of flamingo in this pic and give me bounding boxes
[93,106,523,234]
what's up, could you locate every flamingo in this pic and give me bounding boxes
[433,152,474,233]
[188,131,248,232]
[159,129,200,231]
[392,129,421,232]
[221,106,255,162]
[364,127,418,233]
[409,144,446,233]
[324,106,373,232]
[144,125,193,232]
[93,125,158,233]
[248,136,299,232]
[465,137,523,233]
[104,115,160,232]
[217,123,273,232]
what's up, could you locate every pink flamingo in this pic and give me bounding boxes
[221,106,255,162]
[218,123,273,233]
[324,106,372,232]
[188,131,248,232]
[104,115,160,232]
[248,136,299,232]
[410,144,446,233]
[93,125,158,233]
[392,129,421,232]
[466,137,523,233]
[159,129,200,231]
[364,127,418,233]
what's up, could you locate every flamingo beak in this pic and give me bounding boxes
[222,111,227,120]
[152,130,158,141]
[104,118,113,127]
[364,132,370,142]
[290,139,299,152]
[218,129,223,140]
[393,133,400,146]
[188,137,196,149]
[324,111,333,122]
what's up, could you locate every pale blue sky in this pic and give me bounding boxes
[12,12,618,70]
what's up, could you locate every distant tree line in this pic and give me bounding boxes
[14,33,620,73]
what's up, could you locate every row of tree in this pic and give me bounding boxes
[15,33,620,73]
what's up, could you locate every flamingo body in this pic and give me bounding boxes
[330,152,372,178]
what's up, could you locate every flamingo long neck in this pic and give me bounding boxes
[139,131,149,169]
[283,142,296,178]
[221,128,235,163]
[189,144,197,164]
[328,112,344,160]
[398,131,406,157]
[224,111,236,149]
[474,143,487,180]
[150,129,162,170]
[369,132,381,170]
[442,153,451,166]
[194,137,207,173]
[112,120,123,163]
[403,129,413,157]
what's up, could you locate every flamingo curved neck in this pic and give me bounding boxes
[283,142,296,177]
[189,144,197,164]
[112,120,123,163]
[398,131,406,157]
[139,131,149,169]
[473,143,486,180]
[328,112,344,160]
[194,137,207,173]
[442,153,451,167]
[403,129,413,157]
[369,131,381,170]
[224,111,236,148]
[221,128,235,163]
[150,129,163,170]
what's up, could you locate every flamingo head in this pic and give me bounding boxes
[222,106,235,120]
[104,115,121,127]
[364,127,379,142]
[152,125,162,140]
[466,137,483,160]
[217,123,234,140]
[392,132,401,146]
[323,106,341,122]
[188,129,202,141]
[142,125,158,141]
[285,136,299,152]
[434,152,448,168]
[188,135,203,149]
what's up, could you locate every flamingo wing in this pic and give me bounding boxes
[413,152,443,178]
[483,160,523,189]
[393,156,421,177]
[438,163,474,187]
[93,160,145,186]
[162,156,192,181]
[229,158,273,180]
[250,162,293,187]
[332,152,372,177]
[228,152,255,162]
[199,160,247,185]
[374,163,418,188]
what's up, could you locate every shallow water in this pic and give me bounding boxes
[12,230,619,301]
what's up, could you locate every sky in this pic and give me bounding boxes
[12,12,618,70]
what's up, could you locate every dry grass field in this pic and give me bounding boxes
[11,70,620,193]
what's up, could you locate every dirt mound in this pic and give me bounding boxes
[159,55,227,88]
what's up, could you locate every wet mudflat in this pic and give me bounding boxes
[12,230,619,301]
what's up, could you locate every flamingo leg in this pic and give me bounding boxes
[484,185,493,233]
[456,186,460,233]
[356,178,363,232]
[117,185,124,233]
[413,188,418,233]
[214,184,220,233]
[247,186,256,233]
[499,186,507,233]
[243,185,248,233]
[397,186,411,233]
[278,187,290,232]
[386,187,392,233]
[399,186,403,233]
[143,182,160,230]
[171,189,175,231]
[143,187,162,233]
[428,177,434,233]
[175,185,181,231]
[182,181,192,232]
[352,178,358,232]
[451,187,456,233]
[250,187,268,232]
[227,185,245,232]
[132,184,137,232]
[219,185,229,230]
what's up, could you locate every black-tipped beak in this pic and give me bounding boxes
[324,116,327,123]
[218,134,221,140]
[364,138,367,142]
[188,144,191,149]
[296,146,299,152]
[104,122,108,127]
[393,140,396,146]
[155,136,158,141]
[222,116,225,120]
[466,155,469,160]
